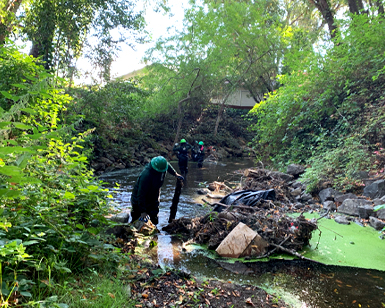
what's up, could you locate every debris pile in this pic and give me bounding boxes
[163,167,319,259]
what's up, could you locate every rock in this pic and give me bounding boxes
[319,188,343,203]
[291,181,303,189]
[363,180,385,199]
[334,215,350,225]
[215,222,269,258]
[358,205,374,219]
[270,171,294,183]
[294,203,305,209]
[323,201,336,211]
[99,157,113,165]
[334,193,358,204]
[91,162,105,171]
[373,198,385,206]
[286,164,305,176]
[338,199,373,216]
[106,154,116,163]
[300,193,312,202]
[109,212,130,223]
[310,203,321,210]
[369,216,385,230]
[290,187,302,197]
[377,208,385,219]
[113,163,126,170]
[197,188,210,195]
[351,170,369,180]
[233,149,243,157]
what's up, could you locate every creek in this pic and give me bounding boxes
[100,158,385,308]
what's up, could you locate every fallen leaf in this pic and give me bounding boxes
[142,293,148,298]
[245,297,255,306]
[108,293,115,299]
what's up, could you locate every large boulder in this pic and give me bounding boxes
[338,199,373,216]
[319,188,342,203]
[363,180,385,199]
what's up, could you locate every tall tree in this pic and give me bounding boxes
[145,0,287,136]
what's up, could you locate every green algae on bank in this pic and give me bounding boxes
[302,213,385,271]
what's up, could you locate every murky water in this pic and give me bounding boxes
[100,158,385,308]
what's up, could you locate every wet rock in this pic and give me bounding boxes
[286,164,305,176]
[109,212,130,223]
[335,193,358,204]
[358,205,374,219]
[323,201,336,211]
[369,216,385,230]
[363,180,385,199]
[334,215,350,225]
[338,199,373,216]
[319,188,343,203]
[197,188,210,195]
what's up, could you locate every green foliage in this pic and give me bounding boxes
[300,136,370,193]
[250,13,385,190]
[67,79,150,159]
[0,42,120,306]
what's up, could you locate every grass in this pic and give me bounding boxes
[55,270,136,308]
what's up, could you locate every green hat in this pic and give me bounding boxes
[180,139,186,143]
[151,156,168,173]
[198,141,204,145]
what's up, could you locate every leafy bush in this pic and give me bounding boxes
[249,14,385,189]
[0,42,119,306]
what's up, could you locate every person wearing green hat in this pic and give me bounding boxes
[172,138,193,178]
[196,141,205,168]
[130,156,184,224]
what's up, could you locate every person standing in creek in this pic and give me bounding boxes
[196,141,205,168]
[130,156,184,225]
[172,138,193,179]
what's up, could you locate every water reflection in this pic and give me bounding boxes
[100,158,385,308]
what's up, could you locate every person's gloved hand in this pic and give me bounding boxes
[176,173,184,181]
[139,212,150,222]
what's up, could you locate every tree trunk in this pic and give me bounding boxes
[376,0,384,14]
[347,0,365,14]
[214,90,232,136]
[173,97,190,145]
[308,0,338,39]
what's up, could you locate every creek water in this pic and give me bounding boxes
[100,158,385,308]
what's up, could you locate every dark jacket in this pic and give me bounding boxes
[173,142,192,159]
[130,162,177,215]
